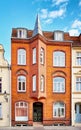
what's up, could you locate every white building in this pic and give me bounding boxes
[0,44,10,126]
[72,38,81,126]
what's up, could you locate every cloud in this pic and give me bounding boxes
[40,6,66,21]
[52,0,69,6]
[43,19,53,24]
[68,19,81,36]
[72,19,81,30]
[40,9,48,19]
[49,8,66,18]
[79,1,81,6]
[69,29,79,36]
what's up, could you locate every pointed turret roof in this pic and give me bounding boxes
[32,14,43,37]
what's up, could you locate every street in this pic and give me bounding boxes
[0,126,81,130]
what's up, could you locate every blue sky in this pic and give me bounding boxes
[0,0,81,63]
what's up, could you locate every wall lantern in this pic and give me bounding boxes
[4,91,8,102]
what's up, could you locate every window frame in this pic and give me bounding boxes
[53,102,65,118]
[17,49,26,65]
[17,29,27,38]
[76,52,81,66]
[40,48,44,65]
[0,78,2,93]
[76,77,81,91]
[0,103,2,118]
[15,102,28,121]
[32,75,36,92]
[53,51,65,67]
[53,76,65,93]
[17,75,26,92]
[40,75,45,92]
[54,31,64,41]
[32,48,36,64]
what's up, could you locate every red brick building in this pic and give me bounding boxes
[11,15,72,126]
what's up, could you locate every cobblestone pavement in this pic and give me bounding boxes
[0,126,81,130]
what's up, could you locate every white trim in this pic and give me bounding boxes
[17,76,26,92]
[17,49,26,65]
[53,102,65,118]
[33,48,36,64]
[32,75,36,91]
[15,102,28,121]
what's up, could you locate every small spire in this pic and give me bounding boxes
[32,14,43,37]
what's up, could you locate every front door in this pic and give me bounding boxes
[75,103,81,123]
[33,102,43,122]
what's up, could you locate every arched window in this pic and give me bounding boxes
[15,102,28,121]
[53,77,65,93]
[40,75,44,92]
[18,49,26,65]
[53,102,65,117]
[53,51,65,67]
[40,48,44,64]
[18,75,26,92]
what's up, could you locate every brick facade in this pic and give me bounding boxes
[11,29,72,126]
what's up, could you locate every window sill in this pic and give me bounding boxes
[17,64,26,66]
[53,66,66,68]
[53,92,65,94]
[17,91,26,93]
[73,66,81,68]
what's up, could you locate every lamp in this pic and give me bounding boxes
[4,91,8,102]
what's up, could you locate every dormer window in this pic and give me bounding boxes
[54,31,64,41]
[17,29,27,38]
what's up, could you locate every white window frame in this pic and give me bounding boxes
[15,102,28,121]
[53,51,65,67]
[53,77,65,93]
[53,102,65,118]
[17,29,27,38]
[54,31,64,41]
[40,75,44,92]
[76,77,81,91]
[76,52,81,66]
[32,75,36,91]
[0,103,2,118]
[18,49,26,65]
[0,78,2,93]
[17,76,26,92]
[33,48,36,64]
[40,48,44,64]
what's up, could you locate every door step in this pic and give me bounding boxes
[33,122,43,127]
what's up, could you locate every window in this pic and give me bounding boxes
[0,78,2,93]
[53,102,65,117]
[15,102,28,121]
[76,77,81,91]
[40,48,44,64]
[32,75,36,91]
[40,75,44,92]
[53,51,65,67]
[76,52,81,66]
[0,103,2,118]
[17,29,27,38]
[54,31,64,41]
[53,77,65,93]
[33,48,36,64]
[18,76,26,92]
[18,49,26,65]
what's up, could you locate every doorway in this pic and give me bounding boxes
[33,102,43,122]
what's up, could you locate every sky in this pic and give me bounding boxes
[0,0,81,63]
